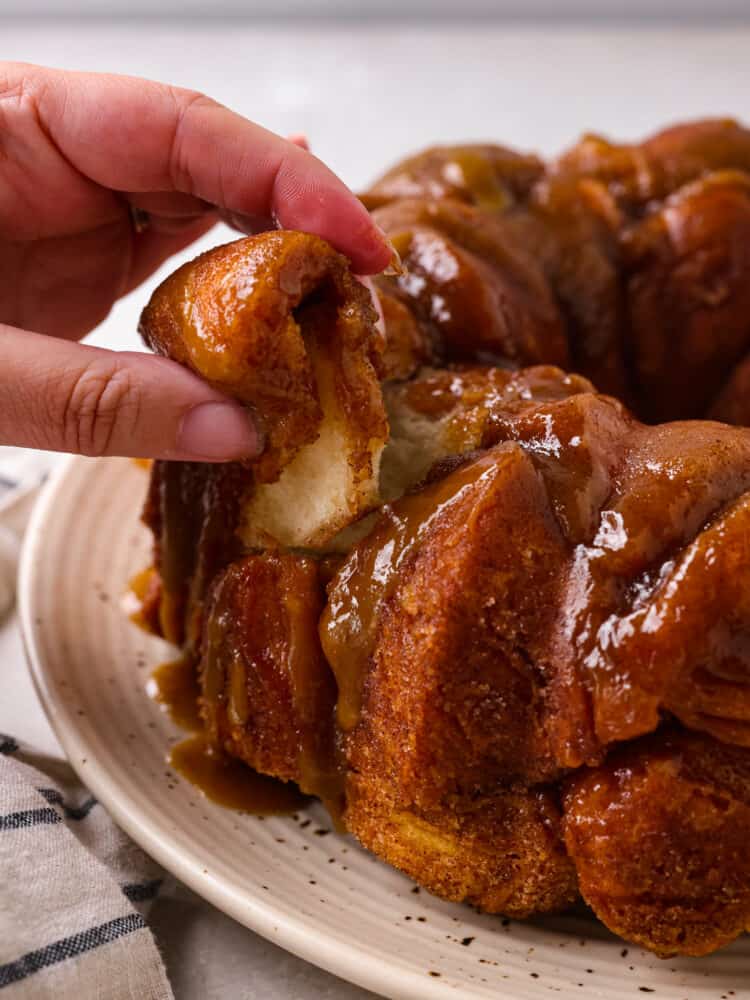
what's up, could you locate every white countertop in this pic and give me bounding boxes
[3,15,750,998]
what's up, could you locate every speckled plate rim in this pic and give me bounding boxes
[17,455,750,1000]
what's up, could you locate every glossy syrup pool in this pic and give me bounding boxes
[169,734,309,814]
[145,650,306,815]
[146,656,202,732]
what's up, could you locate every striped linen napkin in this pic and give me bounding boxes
[0,738,173,999]
[0,447,174,999]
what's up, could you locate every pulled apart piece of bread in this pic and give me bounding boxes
[140,231,388,548]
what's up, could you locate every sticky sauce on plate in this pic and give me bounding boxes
[146,657,202,732]
[169,735,308,813]
[147,655,306,813]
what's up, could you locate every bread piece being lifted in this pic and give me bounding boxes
[140,231,388,549]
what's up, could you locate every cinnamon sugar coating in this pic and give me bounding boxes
[137,119,750,957]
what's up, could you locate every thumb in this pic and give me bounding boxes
[0,325,262,461]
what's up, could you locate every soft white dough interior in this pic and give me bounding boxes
[378,384,454,502]
[239,344,383,549]
[322,380,461,552]
[238,369,466,551]
[240,419,381,549]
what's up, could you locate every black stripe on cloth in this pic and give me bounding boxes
[0,735,19,756]
[0,474,18,489]
[122,879,163,903]
[0,913,147,988]
[0,808,61,831]
[36,788,98,821]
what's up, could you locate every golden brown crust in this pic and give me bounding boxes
[139,230,386,486]
[136,120,750,958]
[199,554,339,803]
[325,445,576,914]
[563,730,750,956]
[623,172,750,420]
[367,119,750,424]
[346,777,578,918]
[361,143,544,212]
[372,198,568,367]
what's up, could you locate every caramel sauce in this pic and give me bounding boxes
[318,554,345,585]
[147,657,202,732]
[170,735,308,813]
[200,556,343,812]
[283,581,336,800]
[148,654,307,815]
[129,566,154,601]
[199,600,229,712]
[158,462,211,646]
[403,366,515,419]
[494,398,625,546]
[445,150,512,210]
[320,450,503,731]
[127,566,161,634]
[404,366,593,420]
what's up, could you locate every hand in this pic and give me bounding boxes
[0,62,391,461]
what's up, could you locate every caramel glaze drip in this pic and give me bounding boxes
[145,588,313,815]
[323,383,750,769]
[200,554,342,815]
[320,450,507,731]
[143,460,249,650]
[148,651,308,815]
[147,657,202,732]
[145,654,307,813]
[153,461,210,645]
[170,735,308,813]
[127,566,162,635]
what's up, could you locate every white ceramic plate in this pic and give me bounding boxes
[18,456,750,999]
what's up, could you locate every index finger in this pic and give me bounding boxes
[24,62,391,274]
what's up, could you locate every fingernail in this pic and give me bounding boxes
[177,402,261,461]
[375,226,403,276]
[383,246,404,277]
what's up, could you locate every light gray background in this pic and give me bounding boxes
[2,2,750,18]
[3,12,750,999]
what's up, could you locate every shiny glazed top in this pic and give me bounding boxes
[324,385,750,771]
[365,118,750,424]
